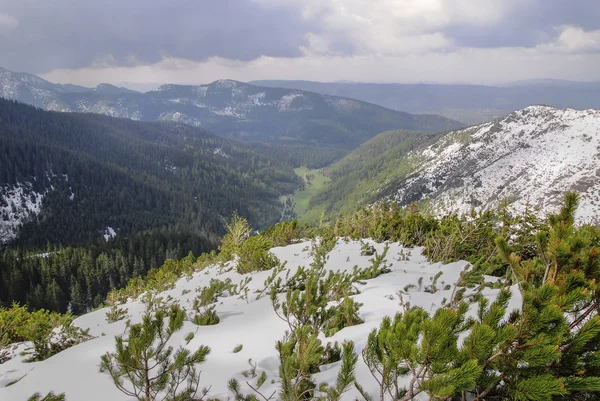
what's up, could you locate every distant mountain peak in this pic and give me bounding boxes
[93,83,138,94]
[211,79,243,87]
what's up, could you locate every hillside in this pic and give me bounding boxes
[302,129,443,218]
[2,195,598,401]
[0,68,463,167]
[252,80,600,125]
[302,106,600,224]
[0,238,506,400]
[380,105,600,223]
[0,99,301,247]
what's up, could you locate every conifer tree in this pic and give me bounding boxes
[220,213,252,261]
[100,305,210,401]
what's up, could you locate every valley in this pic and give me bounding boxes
[291,167,330,219]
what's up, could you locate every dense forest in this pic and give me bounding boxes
[0,229,212,313]
[0,99,302,247]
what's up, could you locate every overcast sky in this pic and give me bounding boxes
[1,0,599,87]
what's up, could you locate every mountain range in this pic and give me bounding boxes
[0,67,462,168]
[252,79,600,125]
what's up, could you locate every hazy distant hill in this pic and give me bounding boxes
[251,79,600,125]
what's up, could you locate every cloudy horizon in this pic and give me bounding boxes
[0,0,599,87]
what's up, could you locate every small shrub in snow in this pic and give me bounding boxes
[323,297,363,337]
[271,237,365,337]
[105,304,128,323]
[321,341,343,365]
[27,392,66,401]
[17,309,92,362]
[360,242,376,256]
[219,212,252,262]
[236,235,279,274]
[277,327,357,401]
[188,281,227,326]
[100,305,210,401]
[352,244,390,281]
[141,293,172,315]
[191,305,220,326]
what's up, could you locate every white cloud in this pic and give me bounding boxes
[0,12,18,33]
[257,0,523,55]
[538,25,600,53]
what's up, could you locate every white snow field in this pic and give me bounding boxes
[0,239,514,401]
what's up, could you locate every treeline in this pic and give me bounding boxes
[0,230,216,313]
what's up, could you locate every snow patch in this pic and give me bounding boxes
[0,182,46,243]
[103,227,117,242]
[213,147,231,158]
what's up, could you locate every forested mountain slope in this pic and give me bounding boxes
[0,67,463,167]
[304,129,443,218]
[0,99,300,247]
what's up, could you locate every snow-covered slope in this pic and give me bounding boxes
[384,105,600,223]
[0,181,47,243]
[0,240,511,401]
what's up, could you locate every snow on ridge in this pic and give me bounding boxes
[0,69,21,99]
[158,111,202,127]
[326,97,360,113]
[277,92,312,112]
[386,105,600,223]
[210,106,245,118]
[213,79,239,88]
[213,147,231,158]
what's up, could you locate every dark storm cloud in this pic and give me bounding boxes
[0,0,314,73]
[444,0,600,49]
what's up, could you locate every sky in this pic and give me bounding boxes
[0,0,599,87]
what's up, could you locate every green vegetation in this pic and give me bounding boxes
[303,129,443,219]
[105,304,128,323]
[0,234,212,313]
[0,304,91,363]
[100,305,210,401]
[28,392,66,401]
[292,166,330,219]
